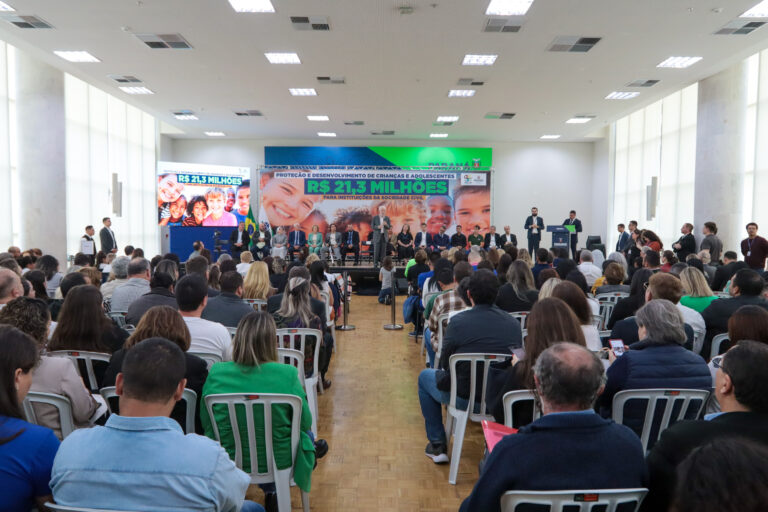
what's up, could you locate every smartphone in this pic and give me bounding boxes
[609,339,625,357]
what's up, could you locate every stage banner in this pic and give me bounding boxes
[260,147,492,239]
[157,161,251,227]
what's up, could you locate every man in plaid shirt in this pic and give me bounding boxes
[424,262,473,367]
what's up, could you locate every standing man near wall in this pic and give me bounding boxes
[741,223,768,271]
[563,210,583,260]
[524,207,544,256]
[371,205,391,268]
[81,225,97,264]
[100,217,117,254]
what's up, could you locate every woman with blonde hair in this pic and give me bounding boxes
[679,267,718,313]
[305,253,320,268]
[236,251,253,276]
[538,277,562,299]
[243,261,276,300]
[78,266,102,289]
[517,248,533,268]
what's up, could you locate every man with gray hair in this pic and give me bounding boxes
[100,256,131,300]
[459,343,646,512]
[0,268,23,309]
[577,249,602,287]
[109,258,151,312]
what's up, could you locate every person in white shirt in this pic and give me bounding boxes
[415,222,430,252]
[577,250,603,288]
[236,252,253,276]
[109,258,151,312]
[175,274,232,361]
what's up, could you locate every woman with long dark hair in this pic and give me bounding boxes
[24,270,49,303]
[0,325,60,510]
[35,254,62,298]
[397,224,415,261]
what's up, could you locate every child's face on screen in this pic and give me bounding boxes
[455,190,490,234]
[261,177,320,227]
[427,196,453,234]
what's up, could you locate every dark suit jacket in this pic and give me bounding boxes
[673,233,696,262]
[523,216,544,240]
[228,229,250,252]
[616,231,631,252]
[201,292,254,327]
[563,218,583,242]
[459,412,647,512]
[483,233,502,250]
[500,233,518,247]
[643,412,768,512]
[287,230,307,247]
[433,233,450,249]
[125,288,178,326]
[370,215,391,242]
[702,295,768,345]
[341,230,360,248]
[711,261,748,291]
[99,226,116,253]
[414,232,432,250]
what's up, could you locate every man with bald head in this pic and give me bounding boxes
[459,343,647,512]
[0,268,24,309]
[7,246,21,259]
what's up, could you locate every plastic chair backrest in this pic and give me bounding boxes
[502,389,541,429]
[203,392,302,484]
[45,504,132,512]
[275,328,322,379]
[188,351,223,371]
[243,298,268,312]
[710,334,730,360]
[47,350,111,393]
[592,314,604,328]
[23,391,75,438]
[595,292,629,303]
[500,488,648,512]
[99,386,198,434]
[448,353,511,421]
[509,311,529,329]
[435,312,452,362]
[277,347,305,373]
[227,326,237,338]
[612,388,710,453]
[108,312,127,328]
[318,291,333,324]
[598,301,615,329]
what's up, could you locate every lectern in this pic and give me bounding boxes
[547,226,570,252]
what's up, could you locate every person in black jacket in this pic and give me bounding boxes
[606,269,653,329]
[102,305,208,434]
[483,225,503,251]
[417,270,521,463]
[125,272,178,326]
[450,225,467,249]
[672,223,697,262]
[711,251,747,291]
[340,225,360,266]
[495,261,539,313]
[562,210,583,260]
[201,271,254,328]
[228,222,250,260]
[99,217,117,254]
[643,341,768,512]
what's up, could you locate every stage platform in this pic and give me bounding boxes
[329,265,407,296]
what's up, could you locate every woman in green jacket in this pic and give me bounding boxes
[201,311,324,494]
[679,267,719,313]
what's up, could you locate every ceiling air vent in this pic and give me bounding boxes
[234,110,263,117]
[715,20,765,35]
[316,76,346,84]
[548,36,601,52]
[135,33,193,49]
[108,75,142,84]
[484,17,522,33]
[371,130,395,136]
[626,79,660,88]
[433,122,455,126]
[344,120,364,126]
[485,112,516,119]
[291,16,330,31]
[457,78,485,86]
[0,14,52,28]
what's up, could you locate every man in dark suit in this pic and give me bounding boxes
[702,269,768,355]
[483,225,502,251]
[287,223,307,261]
[500,226,517,247]
[450,225,467,249]
[341,225,360,266]
[228,222,250,261]
[563,210,583,260]
[418,270,522,463]
[201,271,253,328]
[523,207,544,256]
[460,343,647,512]
[642,341,768,512]
[433,225,450,252]
[81,225,97,265]
[616,223,630,253]
[672,222,697,262]
[371,205,391,267]
[414,222,433,253]
[711,251,747,291]
[99,217,117,254]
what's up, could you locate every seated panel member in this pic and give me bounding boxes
[433,225,450,252]
[287,223,307,261]
[500,225,517,247]
[468,225,484,249]
[484,225,502,250]
[450,225,467,250]
[414,222,433,253]
[341,224,360,266]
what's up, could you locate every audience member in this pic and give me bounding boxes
[418,270,521,463]
[699,221,723,263]
[711,251,747,292]
[0,268,23,308]
[552,281,601,351]
[0,325,60,511]
[530,248,551,284]
[593,262,629,296]
[51,337,259,511]
[643,341,768,511]
[186,256,221,298]
[78,266,102,289]
[35,254,63,298]
[576,250,602,287]
[236,251,253,276]
[642,250,661,272]
[537,277,562,299]
[24,270,49,304]
[607,269,653,329]
[741,222,768,271]
[679,267,718,313]
[103,306,208,433]
[460,343,646,512]
[125,271,177,326]
[202,271,254,327]
[517,248,532,268]
[0,256,22,275]
[495,260,539,312]
[176,274,232,361]
[208,264,221,291]
[109,258,151,312]
[99,256,131,300]
[425,262,473,367]
[269,257,288,294]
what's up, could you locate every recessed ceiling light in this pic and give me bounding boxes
[657,56,702,68]
[485,0,534,16]
[605,91,640,100]
[430,133,449,138]
[448,89,476,97]
[742,1,768,17]
[318,132,336,137]
[0,1,15,12]
[540,134,561,140]
[307,115,329,121]
[289,88,317,96]
[228,0,275,13]
[265,52,300,64]
[205,131,226,137]
[462,54,498,66]
[54,51,100,63]
[119,86,154,95]
[437,116,460,122]
[566,116,595,124]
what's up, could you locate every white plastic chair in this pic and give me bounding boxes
[204,393,310,512]
[502,389,541,429]
[509,311,529,330]
[595,292,629,303]
[107,311,128,328]
[318,290,337,354]
[276,328,323,432]
[243,298,268,312]
[597,301,615,330]
[99,386,198,434]
[189,351,223,371]
[23,391,75,438]
[45,504,131,512]
[434,311,466,365]
[591,314,603,328]
[277,347,317,437]
[47,350,111,393]
[710,333,730,360]
[692,328,706,355]
[500,488,648,512]
[227,326,237,339]
[445,352,511,484]
[612,388,710,453]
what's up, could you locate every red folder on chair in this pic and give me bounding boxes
[482,420,517,453]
